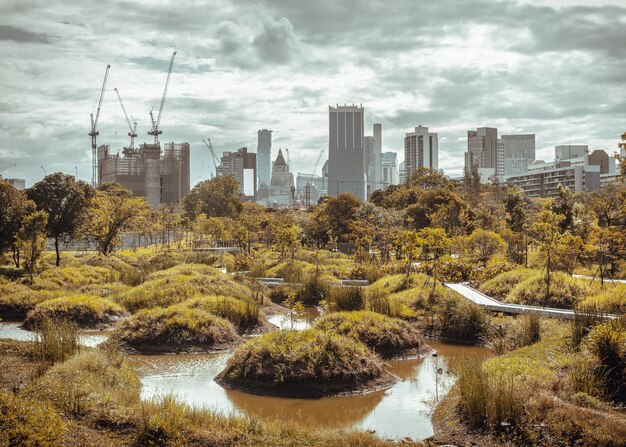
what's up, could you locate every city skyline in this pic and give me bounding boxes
[1,0,625,187]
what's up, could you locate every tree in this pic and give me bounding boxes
[0,180,34,267]
[27,173,94,266]
[532,210,567,301]
[18,210,48,274]
[465,229,507,266]
[550,184,575,231]
[84,183,151,255]
[310,193,362,244]
[182,176,242,219]
[416,227,451,296]
[275,225,301,262]
[504,188,528,233]
[408,167,457,190]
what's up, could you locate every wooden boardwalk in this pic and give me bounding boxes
[444,282,617,320]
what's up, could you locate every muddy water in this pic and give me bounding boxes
[266,306,321,330]
[130,340,491,440]
[0,322,109,348]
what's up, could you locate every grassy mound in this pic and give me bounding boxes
[177,296,260,332]
[24,295,127,329]
[507,273,588,308]
[0,283,63,320]
[117,264,251,312]
[216,329,395,397]
[0,391,65,446]
[30,265,120,291]
[314,311,428,358]
[114,305,241,353]
[478,267,535,300]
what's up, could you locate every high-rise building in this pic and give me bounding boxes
[555,145,588,160]
[328,105,367,201]
[465,127,498,175]
[371,123,382,192]
[97,142,190,209]
[268,149,295,207]
[404,125,438,180]
[257,129,272,190]
[499,134,535,178]
[381,152,398,188]
[398,161,406,184]
[216,147,256,200]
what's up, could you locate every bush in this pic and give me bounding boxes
[32,317,80,372]
[479,268,535,300]
[313,311,427,358]
[24,295,127,329]
[324,286,365,312]
[216,329,393,397]
[436,293,489,344]
[0,392,65,447]
[300,271,333,305]
[507,272,588,308]
[114,306,241,353]
[582,285,626,314]
[520,312,541,347]
[25,350,140,420]
[584,321,625,403]
[177,295,260,331]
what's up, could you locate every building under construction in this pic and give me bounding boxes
[97,142,190,209]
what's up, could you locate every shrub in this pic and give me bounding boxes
[216,329,393,397]
[507,272,588,308]
[582,286,626,314]
[436,293,489,344]
[478,267,535,300]
[0,392,65,447]
[114,306,241,353]
[324,286,365,312]
[570,304,606,349]
[584,321,625,402]
[25,350,140,420]
[300,271,333,305]
[177,295,260,331]
[24,295,127,329]
[519,312,541,347]
[313,311,427,358]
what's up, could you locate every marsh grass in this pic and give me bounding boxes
[177,295,260,331]
[436,293,489,344]
[0,392,65,447]
[570,304,606,349]
[520,312,541,347]
[324,286,365,312]
[32,317,79,374]
[24,294,126,328]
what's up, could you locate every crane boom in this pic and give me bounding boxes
[114,88,138,150]
[148,51,177,145]
[89,64,110,187]
[202,139,219,177]
[311,149,324,176]
[0,163,16,174]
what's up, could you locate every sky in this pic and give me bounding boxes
[1,0,625,187]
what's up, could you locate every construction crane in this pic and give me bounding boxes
[114,88,137,152]
[284,148,291,167]
[41,166,47,176]
[305,149,325,209]
[89,64,110,187]
[0,163,16,175]
[148,51,177,145]
[202,139,219,178]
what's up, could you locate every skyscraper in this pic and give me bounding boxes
[328,105,366,201]
[216,147,257,200]
[403,125,438,180]
[499,134,535,177]
[465,127,498,174]
[257,129,272,189]
[381,151,398,187]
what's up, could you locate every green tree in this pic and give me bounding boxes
[550,184,575,231]
[275,225,301,262]
[84,183,151,255]
[27,173,95,266]
[532,210,567,300]
[181,176,242,219]
[0,180,34,267]
[417,227,451,296]
[504,188,528,233]
[18,210,48,274]
[465,229,507,266]
[310,193,362,244]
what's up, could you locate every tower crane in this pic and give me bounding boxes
[114,88,138,152]
[0,163,16,175]
[202,139,219,178]
[89,64,110,187]
[148,51,177,145]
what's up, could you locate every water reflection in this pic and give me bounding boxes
[0,322,109,347]
[266,306,321,330]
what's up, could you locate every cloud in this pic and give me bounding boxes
[0,25,52,44]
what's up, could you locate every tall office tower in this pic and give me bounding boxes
[555,145,588,160]
[372,123,382,191]
[364,136,374,191]
[499,134,536,177]
[465,127,498,174]
[257,129,272,189]
[216,147,257,201]
[328,105,366,201]
[403,125,438,180]
[381,151,398,188]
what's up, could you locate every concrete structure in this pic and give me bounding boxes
[381,151,398,188]
[2,178,25,190]
[216,147,257,201]
[499,134,535,177]
[257,129,272,190]
[98,142,190,209]
[556,144,588,161]
[404,125,438,181]
[328,105,367,201]
[589,149,609,174]
[268,149,295,207]
[465,127,498,175]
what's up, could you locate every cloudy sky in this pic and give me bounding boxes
[1,0,625,187]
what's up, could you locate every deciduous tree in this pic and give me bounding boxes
[0,180,34,267]
[18,210,48,274]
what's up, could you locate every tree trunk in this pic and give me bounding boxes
[55,237,61,267]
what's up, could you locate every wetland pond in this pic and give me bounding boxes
[0,312,490,441]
